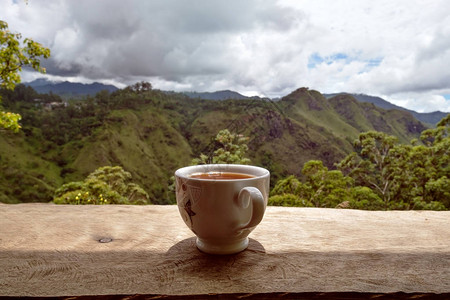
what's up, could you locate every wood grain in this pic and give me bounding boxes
[0,204,449,297]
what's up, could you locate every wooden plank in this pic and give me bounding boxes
[0,293,448,300]
[0,204,449,297]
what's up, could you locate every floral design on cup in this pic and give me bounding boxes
[176,177,201,230]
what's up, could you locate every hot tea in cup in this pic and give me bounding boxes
[175,164,270,254]
[189,171,255,180]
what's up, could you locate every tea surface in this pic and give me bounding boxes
[189,172,255,180]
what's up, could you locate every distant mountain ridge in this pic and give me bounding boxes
[24,78,118,97]
[22,79,447,125]
[185,90,447,125]
[182,90,269,101]
[324,93,448,126]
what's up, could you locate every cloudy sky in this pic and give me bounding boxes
[1,0,450,112]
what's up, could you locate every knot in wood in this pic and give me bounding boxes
[98,237,113,243]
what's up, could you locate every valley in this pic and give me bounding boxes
[0,84,431,205]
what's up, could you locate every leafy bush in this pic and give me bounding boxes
[192,129,251,165]
[53,166,150,205]
[268,194,313,207]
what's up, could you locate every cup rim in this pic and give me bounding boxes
[175,164,269,181]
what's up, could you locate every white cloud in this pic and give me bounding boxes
[386,93,450,113]
[1,0,449,112]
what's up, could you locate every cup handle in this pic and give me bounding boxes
[235,187,265,231]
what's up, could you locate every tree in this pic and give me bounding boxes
[268,160,378,208]
[53,166,150,205]
[268,175,314,207]
[337,123,449,210]
[412,114,449,208]
[125,81,152,93]
[337,131,399,209]
[168,129,252,200]
[301,160,354,207]
[192,129,251,165]
[0,20,50,132]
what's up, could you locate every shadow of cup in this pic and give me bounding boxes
[167,237,266,257]
[161,237,267,284]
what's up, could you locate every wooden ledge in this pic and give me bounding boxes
[0,204,449,298]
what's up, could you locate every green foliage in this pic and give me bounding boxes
[53,166,150,205]
[192,129,251,165]
[336,119,449,210]
[270,175,302,195]
[268,194,313,207]
[301,161,353,207]
[348,186,384,210]
[269,116,450,211]
[0,79,447,210]
[124,81,152,93]
[168,128,252,200]
[337,131,399,208]
[269,161,368,208]
[0,111,21,132]
[0,84,195,204]
[0,20,50,132]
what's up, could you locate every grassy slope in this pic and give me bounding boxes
[0,130,63,203]
[280,88,361,140]
[68,108,193,204]
[328,94,426,143]
[186,96,353,181]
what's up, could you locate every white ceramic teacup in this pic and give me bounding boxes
[175,164,270,255]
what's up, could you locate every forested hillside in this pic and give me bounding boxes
[0,83,433,205]
[325,93,448,126]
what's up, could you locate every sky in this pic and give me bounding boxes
[1,0,450,113]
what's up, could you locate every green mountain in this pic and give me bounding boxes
[182,90,250,100]
[324,92,448,126]
[25,78,119,98]
[0,85,429,204]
